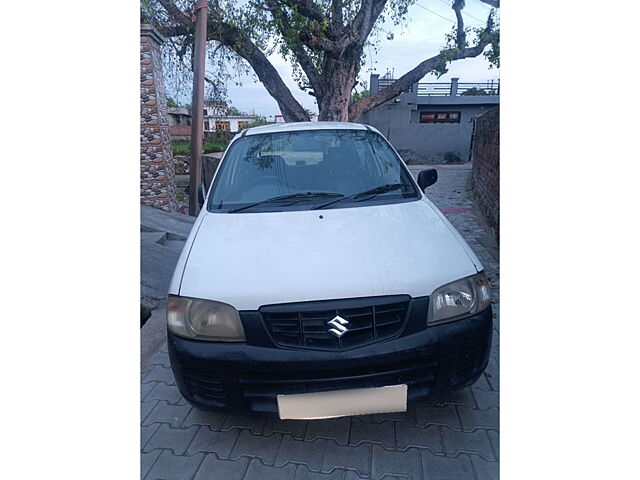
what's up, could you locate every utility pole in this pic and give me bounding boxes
[189,0,208,216]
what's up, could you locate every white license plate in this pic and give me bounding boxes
[277,384,407,420]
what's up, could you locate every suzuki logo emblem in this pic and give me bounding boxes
[327,315,349,337]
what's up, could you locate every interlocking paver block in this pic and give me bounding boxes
[357,406,417,426]
[350,417,394,448]
[145,382,183,404]
[430,388,476,409]
[294,464,345,480]
[142,381,156,401]
[395,423,442,453]
[143,401,192,427]
[186,425,241,458]
[487,430,499,461]
[420,450,474,480]
[150,351,171,368]
[141,450,161,480]
[304,417,350,445]
[229,429,282,464]
[143,424,199,455]
[371,444,422,480]
[182,407,227,430]
[265,418,308,440]
[344,471,368,480]
[221,414,266,435]
[415,404,461,431]
[275,435,325,471]
[141,400,159,423]
[441,428,495,461]
[143,365,176,385]
[484,358,499,392]
[457,407,499,432]
[470,453,499,480]
[322,439,371,477]
[194,453,250,480]
[141,423,160,449]
[472,372,492,390]
[145,450,204,480]
[471,388,499,410]
[242,458,296,480]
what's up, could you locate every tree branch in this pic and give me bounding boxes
[351,0,389,45]
[349,1,496,120]
[349,36,492,121]
[155,0,191,28]
[452,0,465,49]
[273,0,326,24]
[331,0,343,30]
[155,0,309,122]
[479,0,499,7]
[264,0,324,97]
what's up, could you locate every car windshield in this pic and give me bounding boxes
[207,129,419,213]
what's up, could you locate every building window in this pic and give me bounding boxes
[419,111,461,124]
[215,121,231,131]
[204,120,210,131]
[237,121,249,130]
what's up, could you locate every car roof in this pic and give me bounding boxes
[244,121,373,136]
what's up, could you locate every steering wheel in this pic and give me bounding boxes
[245,175,282,190]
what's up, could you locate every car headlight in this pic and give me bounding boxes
[166,295,246,342]
[427,272,491,326]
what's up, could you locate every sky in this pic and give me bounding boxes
[179,0,500,117]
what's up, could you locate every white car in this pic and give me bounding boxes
[167,122,492,420]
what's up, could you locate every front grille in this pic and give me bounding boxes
[240,356,438,413]
[183,369,226,407]
[261,296,410,351]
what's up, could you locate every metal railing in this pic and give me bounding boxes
[378,77,413,94]
[377,79,499,97]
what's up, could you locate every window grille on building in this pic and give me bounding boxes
[419,111,461,124]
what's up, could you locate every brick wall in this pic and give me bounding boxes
[140,25,177,212]
[169,125,192,138]
[471,106,499,241]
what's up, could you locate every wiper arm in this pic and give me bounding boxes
[313,183,412,210]
[353,183,413,198]
[229,192,343,213]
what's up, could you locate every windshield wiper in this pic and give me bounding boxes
[313,183,413,210]
[229,192,343,213]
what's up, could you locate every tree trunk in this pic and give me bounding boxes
[317,86,351,121]
[316,54,358,121]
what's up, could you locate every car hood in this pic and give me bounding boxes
[176,199,481,310]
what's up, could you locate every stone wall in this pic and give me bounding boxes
[471,106,500,241]
[140,25,177,212]
[174,155,190,175]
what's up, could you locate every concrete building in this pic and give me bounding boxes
[204,115,258,133]
[358,74,499,164]
[167,107,191,127]
[201,105,258,133]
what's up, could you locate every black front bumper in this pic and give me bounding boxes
[168,302,493,415]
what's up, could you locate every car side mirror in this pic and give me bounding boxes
[198,183,206,207]
[417,169,438,190]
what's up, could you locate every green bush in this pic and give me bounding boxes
[442,151,463,164]
[172,140,190,156]
[203,141,226,153]
[172,139,227,156]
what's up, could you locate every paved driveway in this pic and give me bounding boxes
[141,164,500,479]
